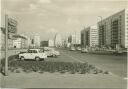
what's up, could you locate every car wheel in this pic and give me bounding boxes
[20,56,25,61]
[52,54,55,57]
[53,54,57,58]
[35,57,40,61]
[55,55,58,58]
[41,58,44,61]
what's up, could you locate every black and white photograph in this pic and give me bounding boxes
[0,0,127,88]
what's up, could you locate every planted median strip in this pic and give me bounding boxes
[8,61,109,74]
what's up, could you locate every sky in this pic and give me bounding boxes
[1,0,128,40]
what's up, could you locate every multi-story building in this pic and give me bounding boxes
[33,34,40,48]
[20,34,31,48]
[68,32,81,46]
[98,9,128,49]
[12,35,27,49]
[48,39,54,47]
[54,33,62,47]
[61,38,68,48]
[30,33,41,48]
[40,41,48,47]
[0,27,5,50]
[81,25,99,48]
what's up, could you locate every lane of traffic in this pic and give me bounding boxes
[58,48,127,77]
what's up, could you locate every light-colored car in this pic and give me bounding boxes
[43,47,60,57]
[70,47,76,51]
[19,49,47,61]
[81,48,88,53]
[76,47,81,51]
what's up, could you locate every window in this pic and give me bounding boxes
[28,50,32,53]
[33,50,37,53]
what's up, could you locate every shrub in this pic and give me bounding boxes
[8,60,105,74]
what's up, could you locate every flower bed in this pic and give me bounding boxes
[8,61,108,74]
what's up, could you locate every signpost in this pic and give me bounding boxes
[5,15,8,76]
[4,15,17,76]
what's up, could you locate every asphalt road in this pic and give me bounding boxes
[54,48,127,78]
[0,48,127,88]
[1,48,127,78]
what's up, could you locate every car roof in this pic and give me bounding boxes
[28,49,39,50]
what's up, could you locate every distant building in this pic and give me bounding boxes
[40,41,48,47]
[61,38,68,48]
[68,32,81,46]
[12,35,27,49]
[8,39,14,49]
[81,25,98,48]
[20,34,31,48]
[54,33,62,47]
[34,34,40,48]
[29,33,41,48]
[48,39,54,47]
[0,16,18,50]
[98,9,128,49]
[0,28,16,49]
[0,27,5,50]
[27,37,31,48]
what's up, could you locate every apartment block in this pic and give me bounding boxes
[0,27,5,50]
[12,35,27,49]
[68,33,81,45]
[54,34,62,47]
[81,25,98,48]
[98,9,128,49]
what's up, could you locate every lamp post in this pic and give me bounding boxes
[5,14,8,76]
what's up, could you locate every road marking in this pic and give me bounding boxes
[62,50,119,77]
[63,52,85,63]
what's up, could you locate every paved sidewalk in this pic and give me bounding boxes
[0,72,127,88]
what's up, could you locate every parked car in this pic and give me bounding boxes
[43,47,60,57]
[81,48,88,53]
[19,49,47,61]
[76,47,81,51]
[70,47,76,51]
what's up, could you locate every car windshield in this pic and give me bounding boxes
[39,49,44,53]
[33,50,37,53]
[28,50,32,53]
[44,48,53,51]
[28,50,37,53]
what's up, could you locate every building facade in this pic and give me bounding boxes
[54,33,62,47]
[30,33,41,48]
[48,39,54,47]
[12,35,27,49]
[34,34,40,48]
[81,25,99,48]
[98,9,128,49]
[68,32,81,47]
[0,27,5,50]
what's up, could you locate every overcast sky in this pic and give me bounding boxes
[1,0,128,40]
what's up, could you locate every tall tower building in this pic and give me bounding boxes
[81,25,99,47]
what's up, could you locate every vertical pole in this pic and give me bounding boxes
[5,14,8,76]
[98,16,102,48]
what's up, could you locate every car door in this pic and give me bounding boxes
[25,50,32,59]
[32,50,38,59]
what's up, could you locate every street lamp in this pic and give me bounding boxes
[5,14,8,76]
